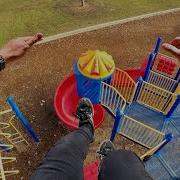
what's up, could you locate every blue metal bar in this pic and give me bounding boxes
[171,81,179,93]
[143,53,154,81]
[110,110,124,142]
[174,68,180,81]
[166,94,180,118]
[154,37,162,54]
[155,133,173,154]
[6,96,40,143]
[133,76,143,102]
[0,142,11,152]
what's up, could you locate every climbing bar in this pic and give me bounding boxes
[0,115,29,149]
[0,133,14,152]
[137,81,177,115]
[8,116,29,147]
[147,70,178,92]
[140,139,166,160]
[111,68,137,103]
[0,143,13,152]
[152,53,179,80]
[118,115,164,148]
[1,157,16,165]
[0,153,19,180]
[0,109,12,116]
[100,82,126,116]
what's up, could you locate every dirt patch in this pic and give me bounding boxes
[0,11,180,179]
[54,0,105,17]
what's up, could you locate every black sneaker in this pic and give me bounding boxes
[74,98,94,132]
[97,140,115,160]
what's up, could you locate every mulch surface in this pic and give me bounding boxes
[0,11,180,179]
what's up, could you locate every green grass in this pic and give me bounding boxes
[0,0,180,46]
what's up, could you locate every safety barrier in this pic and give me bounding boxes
[100,82,126,116]
[147,70,178,92]
[136,81,177,115]
[110,110,172,162]
[118,115,164,148]
[111,68,137,103]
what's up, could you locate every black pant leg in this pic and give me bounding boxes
[98,150,152,180]
[30,126,93,180]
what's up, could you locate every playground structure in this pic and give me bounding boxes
[54,37,179,179]
[0,96,39,180]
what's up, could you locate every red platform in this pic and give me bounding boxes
[54,74,105,129]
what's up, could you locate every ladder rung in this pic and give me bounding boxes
[13,139,25,144]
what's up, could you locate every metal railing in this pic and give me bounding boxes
[111,68,137,103]
[147,70,177,92]
[100,82,126,115]
[137,81,177,115]
[118,115,164,148]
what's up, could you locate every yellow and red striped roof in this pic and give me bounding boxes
[78,50,115,79]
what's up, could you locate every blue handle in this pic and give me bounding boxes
[7,96,40,143]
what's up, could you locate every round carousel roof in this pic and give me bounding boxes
[77,50,115,79]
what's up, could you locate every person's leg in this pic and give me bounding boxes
[31,98,94,180]
[30,126,93,180]
[98,149,152,180]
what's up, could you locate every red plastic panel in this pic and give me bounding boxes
[156,55,177,75]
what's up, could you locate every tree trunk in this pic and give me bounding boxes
[81,0,85,7]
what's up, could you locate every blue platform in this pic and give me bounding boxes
[125,102,180,179]
[125,102,165,131]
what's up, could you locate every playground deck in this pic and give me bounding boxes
[0,10,179,179]
[145,109,180,178]
[125,102,180,179]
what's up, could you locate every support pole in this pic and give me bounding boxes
[166,94,180,118]
[154,37,162,54]
[110,110,124,142]
[155,133,173,154]
[174,68,180,81]
[133,76,143,102]
[6,96,40,143]
[143,53,154,81]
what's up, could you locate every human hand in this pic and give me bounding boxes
[162,37,180,60]
[0,33,43,60]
